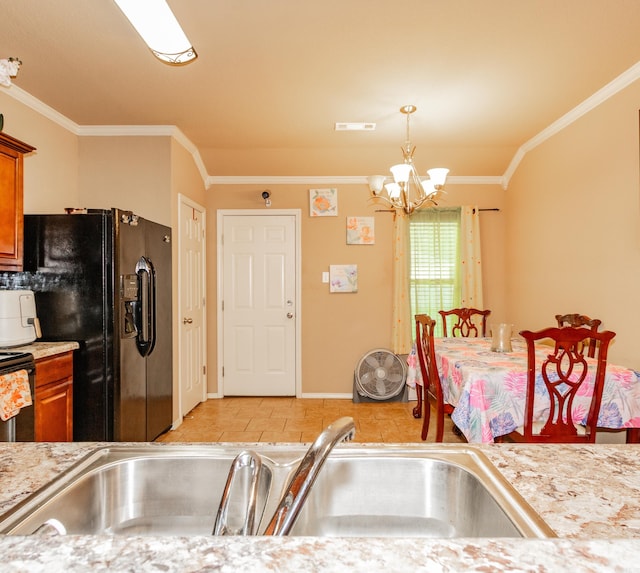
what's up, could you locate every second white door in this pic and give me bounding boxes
[179,195,207,416]
[221,212,298,396]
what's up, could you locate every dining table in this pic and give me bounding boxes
[406,336,640,443]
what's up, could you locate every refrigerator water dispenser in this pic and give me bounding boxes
[120,275,139,339]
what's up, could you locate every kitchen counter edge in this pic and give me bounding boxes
[8,341,79,360]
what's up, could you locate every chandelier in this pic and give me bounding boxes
[368,105,448,215]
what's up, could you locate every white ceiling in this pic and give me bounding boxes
[1,0,640,180]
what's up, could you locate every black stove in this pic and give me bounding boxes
[0,351,35,373]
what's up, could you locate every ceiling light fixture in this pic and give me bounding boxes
[368,105,448,216]
[113,0,197,65]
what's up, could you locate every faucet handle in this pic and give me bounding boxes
[213,450,263,536]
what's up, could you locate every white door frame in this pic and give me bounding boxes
[177,194,207,420]
[217,209,302,398]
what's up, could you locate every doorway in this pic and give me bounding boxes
[217,210,301,397]
[178,194,207,417]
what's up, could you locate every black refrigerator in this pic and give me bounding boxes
[15,208,172,442]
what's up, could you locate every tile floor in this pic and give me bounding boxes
[154,397,466,444]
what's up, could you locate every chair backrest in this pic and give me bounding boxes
[554,313,602,358]
[415,314,445,441]
[415,314,437,394]
[519,326,616,443]
[439,308,491,338]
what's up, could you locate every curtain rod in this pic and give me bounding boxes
[375,207,501,214]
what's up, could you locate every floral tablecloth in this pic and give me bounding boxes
[407,337,640,443]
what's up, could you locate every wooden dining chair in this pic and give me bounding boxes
[555,313,602,358]
[415,314,452,442]
[439,308,491,338]
[496,326,616,443]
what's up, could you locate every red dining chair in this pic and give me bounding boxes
[439,308,491,338]
[497,326,616,443]
[555,313,602,358]
[415,314,452,442]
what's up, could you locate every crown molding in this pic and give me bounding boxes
[75,124,175,136]
[207,175,363,186]
[2,85,212,187]
[5,59,640,192]
[206,175,505,186]
[502,60,640,189]
[4,84,79,133]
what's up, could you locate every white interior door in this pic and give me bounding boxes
[220,211,299,396]
[178,195,206,416]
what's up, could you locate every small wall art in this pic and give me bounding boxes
[329,264,358,293]
[346,216,375,245]
[309,188,338,217]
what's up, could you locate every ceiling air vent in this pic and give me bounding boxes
[335,122,376,131]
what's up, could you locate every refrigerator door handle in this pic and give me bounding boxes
[135,256,157,357]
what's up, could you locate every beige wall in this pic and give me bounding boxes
[0,92,79,212]
[506,79,640,368]
[206,182,506,396]
[79,136,172,226]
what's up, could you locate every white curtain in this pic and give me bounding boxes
[459,206,484,308]
[391,214,412,354]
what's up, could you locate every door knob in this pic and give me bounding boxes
[287,313,294,319]
[183,317,193,324]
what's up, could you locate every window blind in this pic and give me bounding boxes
[409,207,461,337]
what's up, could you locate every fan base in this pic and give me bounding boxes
[352,380,408,403]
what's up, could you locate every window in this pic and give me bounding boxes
[409,208,461,337]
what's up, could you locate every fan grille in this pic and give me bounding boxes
[355,349,407,400]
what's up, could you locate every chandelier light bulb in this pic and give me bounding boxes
[390,163,412,184]
[385,182,402,199]
[367,175,386,195]
[427,168,449,187]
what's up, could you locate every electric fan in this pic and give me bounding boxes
[353,348,408,403]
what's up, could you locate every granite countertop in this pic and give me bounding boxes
[0,442,638,572]
[7,341,79,360]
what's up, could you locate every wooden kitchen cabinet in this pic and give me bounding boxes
[0,132,36,272]
[34,351,73,442]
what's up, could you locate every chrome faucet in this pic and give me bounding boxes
[263,416,356,536]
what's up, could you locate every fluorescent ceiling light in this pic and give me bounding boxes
[113,0,197,65]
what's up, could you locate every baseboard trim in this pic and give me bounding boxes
[204,392,419,401]
[299,393,353,399]
[206,392,354,400]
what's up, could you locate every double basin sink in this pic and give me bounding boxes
[0,443,555,538]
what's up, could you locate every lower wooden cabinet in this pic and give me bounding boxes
[34,351,73,442]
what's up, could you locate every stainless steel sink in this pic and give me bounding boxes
[0,446,276,536]
[0,444,555,538]
[289,449,547,537]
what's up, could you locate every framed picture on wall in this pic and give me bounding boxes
[329,264,358,293]
[346,216,375,244]
[309,188,338,217]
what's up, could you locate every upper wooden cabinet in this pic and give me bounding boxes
[0,132,35,271]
